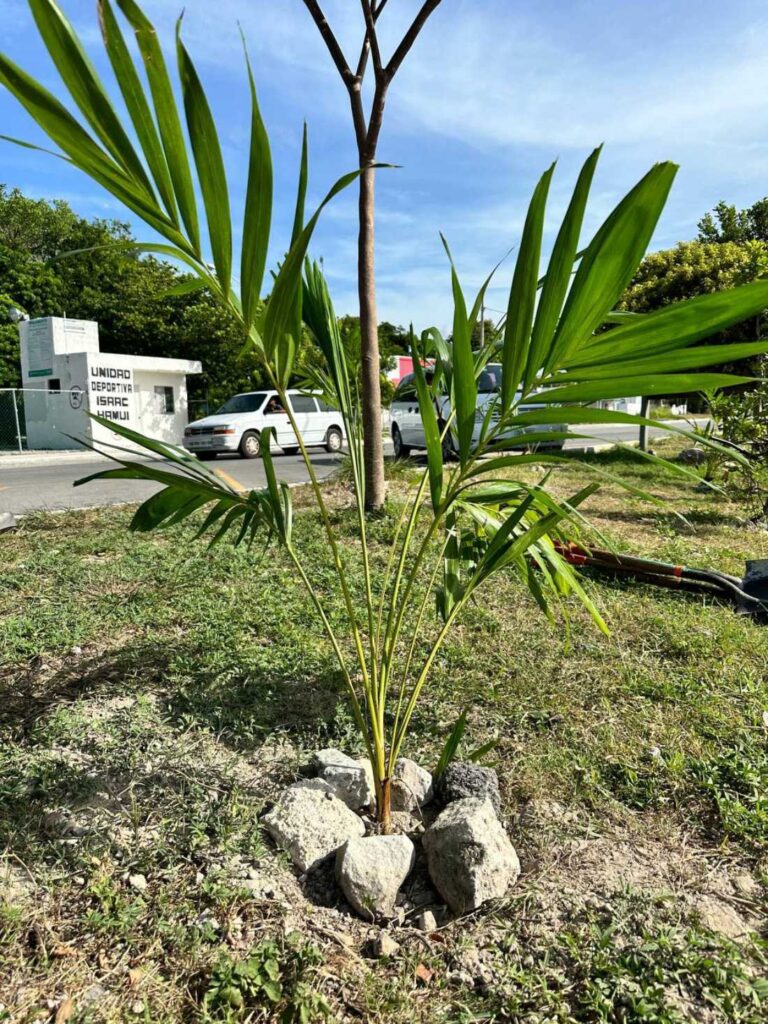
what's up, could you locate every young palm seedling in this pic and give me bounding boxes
[4,0,768,828]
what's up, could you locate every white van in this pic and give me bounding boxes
[182,390,345,460]
[389,362,566,459]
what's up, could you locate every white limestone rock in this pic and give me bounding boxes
[263,780,365,872]
[311,748,375,810]
[336,834,415,919]
[390,757,433,813]
[423,797,520,913]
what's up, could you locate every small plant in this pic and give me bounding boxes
[700,386,768,519]
[5,0,768,833]
[203,935,329,1022]
[688,736,768,848]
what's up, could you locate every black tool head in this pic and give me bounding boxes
[738,560,768,620]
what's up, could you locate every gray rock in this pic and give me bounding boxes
[0,512,17,534]
[436,762,501,816]
[414,909,437,932]
[389,810,424,836]
[391,758,433,812]
[311,748,375,810]
[128,873,147,893]
[82,984,108,1007]
[423,798,520,913]
[373,932,400,957]
[263,780,365,872]
[336,834,415,919]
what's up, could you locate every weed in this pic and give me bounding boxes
[202,935,330,1023]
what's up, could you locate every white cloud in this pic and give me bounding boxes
[5,0,768,329]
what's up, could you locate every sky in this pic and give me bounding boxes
[2,0,768,333]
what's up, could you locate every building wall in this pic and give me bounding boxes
[19,317,200,452]
[88,363,192,450]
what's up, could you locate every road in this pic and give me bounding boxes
[0,421,691,515]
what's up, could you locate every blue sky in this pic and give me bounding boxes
[2,0,768,332]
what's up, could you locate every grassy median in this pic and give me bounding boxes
[1,441,767,1022]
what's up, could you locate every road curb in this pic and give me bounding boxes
[0,449,103,468]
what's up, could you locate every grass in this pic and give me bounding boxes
[1,440,767,1022]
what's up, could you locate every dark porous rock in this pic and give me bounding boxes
[435,761,501,816]
[677,447,707,466]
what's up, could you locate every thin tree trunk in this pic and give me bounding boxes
[376,775,392,832]
[358,164,385,510]
[301,0,445,513]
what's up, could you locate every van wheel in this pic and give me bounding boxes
[392,424,411,459]
[239,431,261,459]
[282,446,299,456]
[197,452,217,461]
[325,426,343,453]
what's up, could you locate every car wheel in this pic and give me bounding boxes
[282,446,299,456]
[392,424,411,459]
[196,452,218,461]
[239,431,261,459]
[325,426,343,453]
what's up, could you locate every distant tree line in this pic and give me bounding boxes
[3,184,765,405]
[0,186,410,406]
[619,196,768,370]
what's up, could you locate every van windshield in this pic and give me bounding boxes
[216,393,267,414]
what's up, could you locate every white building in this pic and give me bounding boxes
[19,317,201,451]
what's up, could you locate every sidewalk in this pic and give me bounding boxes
[0,448,103,469]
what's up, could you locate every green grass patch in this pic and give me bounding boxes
[1,443,767,1020]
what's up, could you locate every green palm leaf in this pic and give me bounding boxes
[240,33,273,331]
[98,0,178,222]
[29,0,153,193]
[115,0,201,251]
[548,162,677,369]
[176,18,232,294]
[501,161,554,406]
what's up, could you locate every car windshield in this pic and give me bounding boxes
[478,364,502,393]
[215,392,267,415]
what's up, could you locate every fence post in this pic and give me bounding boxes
[638,396,649,452]
[12,389,23,452]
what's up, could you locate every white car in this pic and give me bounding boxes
[389,362,566,459]
[182,389,345,460]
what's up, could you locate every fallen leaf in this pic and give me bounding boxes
[415,963,434,986]
[51,945,78,959]
[128,968,144,990]
[55,997,75,1023]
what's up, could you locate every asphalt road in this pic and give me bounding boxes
[0,421,689,515]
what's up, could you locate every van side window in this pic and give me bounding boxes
[290,395,318,413]
[317,398,336,412]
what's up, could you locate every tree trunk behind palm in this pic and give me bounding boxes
[303,0,444,511]
[358,165,385,507]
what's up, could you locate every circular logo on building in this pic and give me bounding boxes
[69,385,84,410]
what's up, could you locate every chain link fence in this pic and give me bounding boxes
[0,388,89,452]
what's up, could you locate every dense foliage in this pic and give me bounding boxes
[698,195,768,244]
[0,184,410,407]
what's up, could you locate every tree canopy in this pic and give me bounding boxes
[0,185,262,398]
[0,186,413,404]
[698,197,768,244]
